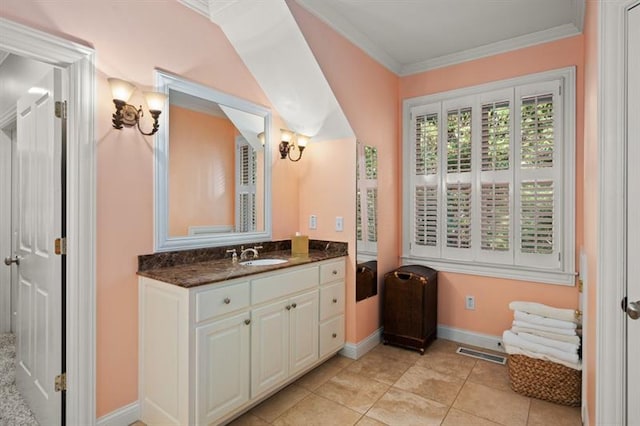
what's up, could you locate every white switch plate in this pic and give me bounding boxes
[309,215,317,230]
[335,216,344,232]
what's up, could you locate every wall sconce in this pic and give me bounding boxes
[108,78,167,136]
[279,129,309,162]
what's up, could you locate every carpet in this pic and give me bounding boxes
[0,333,38,426]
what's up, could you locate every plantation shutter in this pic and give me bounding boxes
[478,93,514,263]
[442,100,473,260]
[236,139,257,232]
[411,104,440,257]
[515,82,562,269]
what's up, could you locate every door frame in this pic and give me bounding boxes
[597,0,638,424]
[0,17,96,425]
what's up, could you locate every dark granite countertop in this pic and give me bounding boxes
[137,240,348,288]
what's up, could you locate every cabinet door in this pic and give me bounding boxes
[289,290,319,376]
[251,300,289,398]
[195,311,250,425]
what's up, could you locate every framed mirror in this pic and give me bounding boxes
[355,142,378,301]
[154,70,272,252]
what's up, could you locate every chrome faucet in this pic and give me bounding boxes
[226,249,238,264]
[240,245,263,261]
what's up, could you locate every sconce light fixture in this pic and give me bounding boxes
[108,78,167,136]
[279,129,309,162]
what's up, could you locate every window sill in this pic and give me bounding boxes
[400,255,577,286]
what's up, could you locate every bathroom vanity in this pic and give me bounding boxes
[137,245,346,425]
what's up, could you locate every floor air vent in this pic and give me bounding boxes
[456,347,506,365]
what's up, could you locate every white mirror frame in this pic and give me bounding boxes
[154,70,272,252]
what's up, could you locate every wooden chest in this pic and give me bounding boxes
[382,265,438,354]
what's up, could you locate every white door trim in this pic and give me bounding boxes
[0,17,96,425]
[597,1,637,424]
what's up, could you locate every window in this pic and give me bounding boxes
[236,137,257,232]
[357,143,378,256]
[403,68,575,285]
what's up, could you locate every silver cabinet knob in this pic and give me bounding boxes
[223,298,231,304]
[291,303,297,309]
[332,270,338,275]
[286,305,291,311]
[332,333,337,338]
[4,256,19,266]
[244,319,251,325]
[627,300,640,320]
[332,298,337,303]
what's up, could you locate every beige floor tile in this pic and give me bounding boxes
[228,412,271,426]
[315,370,390,414]
[296,360,343,391]
[453,382,531,426]
[467,359,512,392]
[441,408,502,425]
[414,347,477,380]
[370,343,423,364]
[426,338,460,354]
[346,351,412,385]
[357,416,388,425]
[271,394,362,426]
[394,364,465,406]
[527,398,582,426]
[366,387,448,426]
[250,384,310,423]
[324,353,356,370]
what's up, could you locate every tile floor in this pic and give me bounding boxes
[228,339,582,426]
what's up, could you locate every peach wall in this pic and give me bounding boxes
[289,1,400,343]
[582,1,599,423]
[400,36,584,336]
[168,106,236,236]
[0,0,299,417]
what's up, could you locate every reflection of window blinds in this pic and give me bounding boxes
[356,143,378,253]
[236,139,257,232]
[366,188,377,243]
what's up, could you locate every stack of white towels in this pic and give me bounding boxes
[502,301,581,370]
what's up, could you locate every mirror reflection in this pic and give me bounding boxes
[155,71,272,252]
[356,142,378,301]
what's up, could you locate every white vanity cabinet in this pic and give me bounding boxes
[139,257,345,426]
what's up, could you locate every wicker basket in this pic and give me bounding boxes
[507,354,581,406]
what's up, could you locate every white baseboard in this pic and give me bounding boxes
[96,401,140,426]
[437,325,505,353]
[339,328,382,359]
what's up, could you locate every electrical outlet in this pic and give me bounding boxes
[335,216,344,232]
[309,215,317,230]
[465,295,476,310]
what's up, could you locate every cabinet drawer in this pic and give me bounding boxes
[252,266,318,305]
[320,260,345,284]
[319,281,345,321]
[319,315,345,358]
[195,281,250,323]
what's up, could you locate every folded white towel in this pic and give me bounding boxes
[514,310,577,330]
[502,330,580,364]
[509,301,580,324]
[511,326,581,344]
[504,344,582,370]
[516,332,580,354]
[512,320,578,336]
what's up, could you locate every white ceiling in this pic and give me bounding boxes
[296,0,585,76]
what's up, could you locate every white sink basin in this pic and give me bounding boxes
[240,258,287,266]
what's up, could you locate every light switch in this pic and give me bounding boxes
[309,215,317,230]
[335,216,344,232]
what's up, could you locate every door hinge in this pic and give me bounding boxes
[54,373,66,392]
[55,101,67,119]
[54,237,66,255]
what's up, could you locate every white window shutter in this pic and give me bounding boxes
[515,81,562,269]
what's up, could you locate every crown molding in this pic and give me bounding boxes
[400,23,581,76]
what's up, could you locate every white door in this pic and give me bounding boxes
[626,3,640,422]
[14,68,64,425]
[195,311,250,424]
[289,290,318,376]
